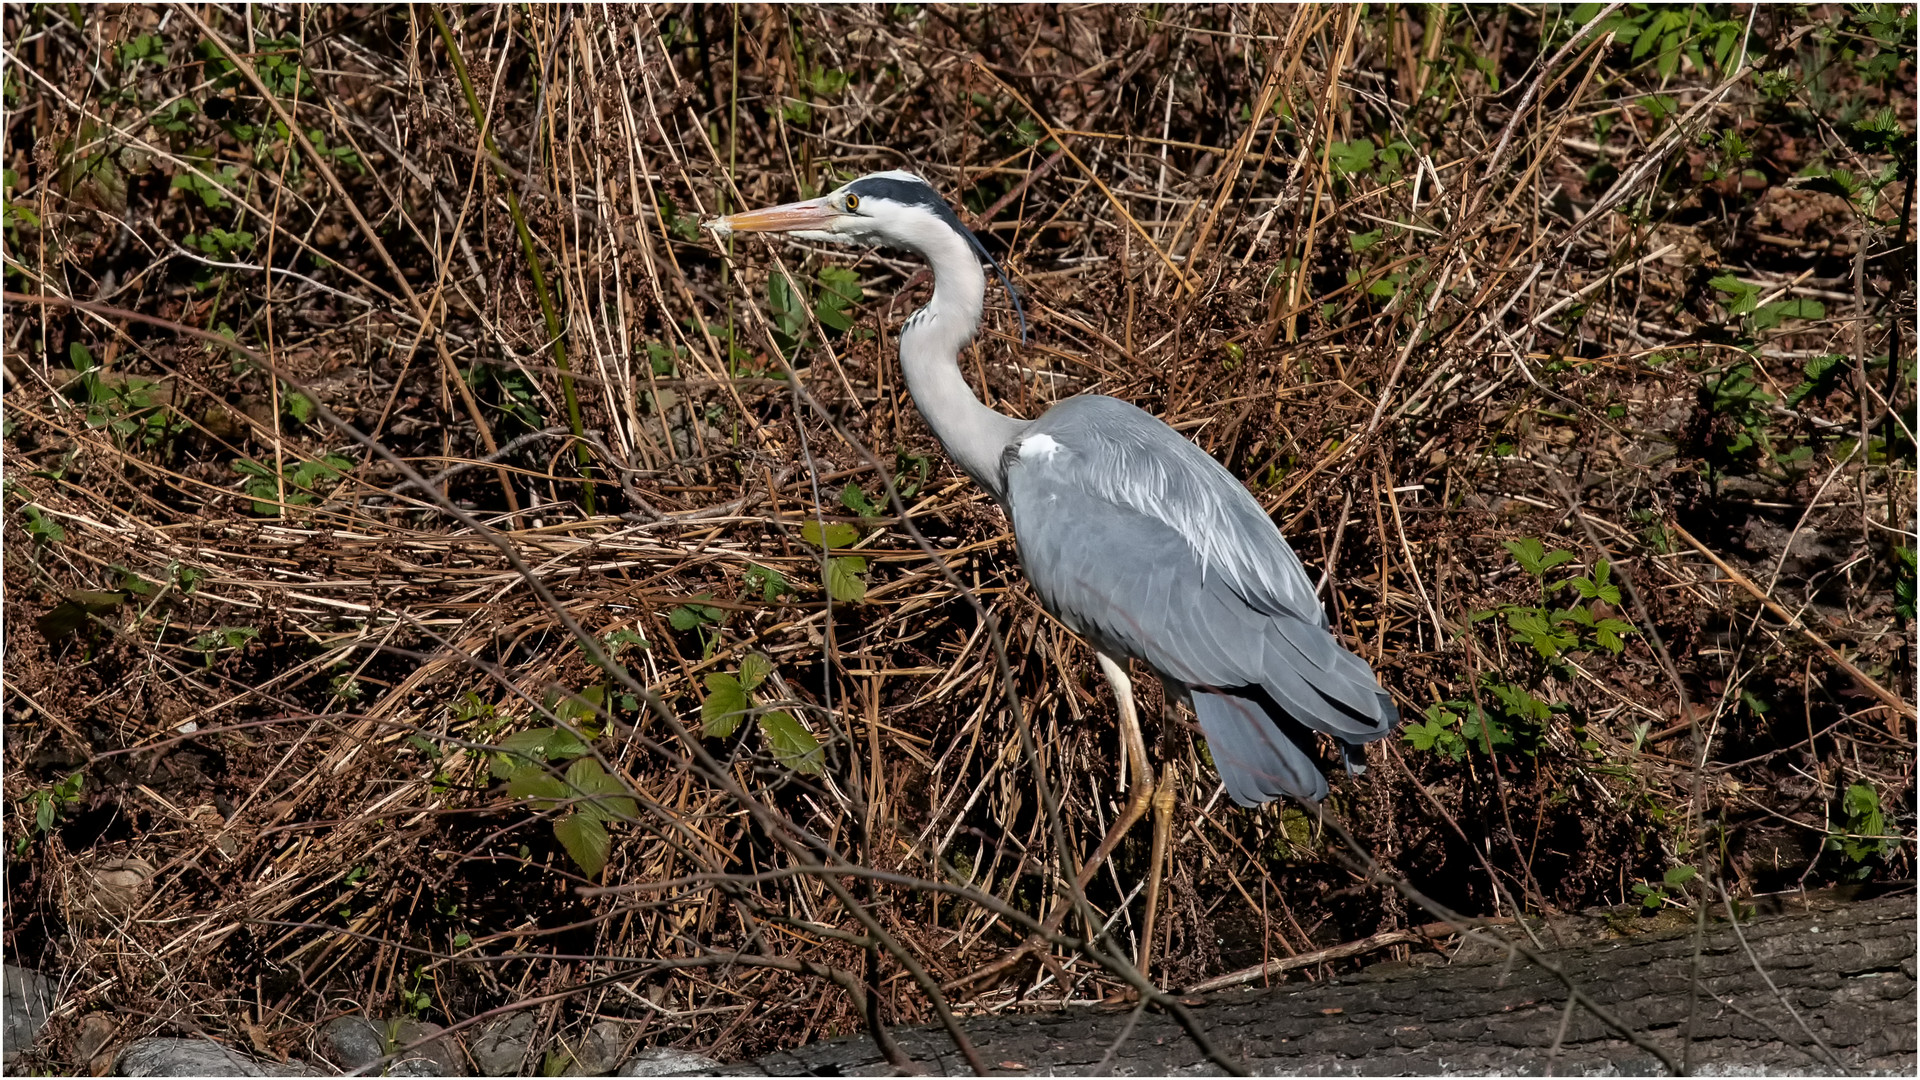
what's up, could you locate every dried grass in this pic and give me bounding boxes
[4,3,1912,1070]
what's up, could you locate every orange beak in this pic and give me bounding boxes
[705,197,840,236]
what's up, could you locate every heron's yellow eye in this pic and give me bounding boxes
[845,193,860,211]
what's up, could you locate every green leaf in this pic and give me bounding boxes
[1502,537,1574,576]
[701,673,750,737]
[759,710,823,774]
[669,595,724,630]
[1752,297,1825,332]
[603,627,650,655]
[1589,560,1620,605]
[744,564,791,603]
[1786,354,1848,407]
[1663,864,1698,887]
[1593,618,1636,654]
[840,483,878,516]
[566,758,637,823]
[553,813,610,878]
[1708,273,1761,315]
[738,652,773,692]
[817,264,862,306]
[825,556,868,603]
[498,728,554,761]
[800,520,859,549]
[507,765,570,807]
[286,391,315,424]
[545,726,590,759]
[1349,229,1383,252]
[1327,139,1375,175]
[814,303,855,332]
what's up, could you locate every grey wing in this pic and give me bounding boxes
[1022,397,1329,627]
[1004,451,1395,748]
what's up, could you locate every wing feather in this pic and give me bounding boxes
[1005,433,1396,744]
[1017,396,1327,626]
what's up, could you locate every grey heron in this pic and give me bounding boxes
[709,170,1397,977]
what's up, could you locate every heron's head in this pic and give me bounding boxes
[706,170,1026,337]
[705,170,963,251]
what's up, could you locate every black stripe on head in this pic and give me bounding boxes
[844,174,1028,343]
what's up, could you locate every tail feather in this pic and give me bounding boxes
[1190,619,1397,805]
[1260,618,1399,740]
[1192,690,1328,806]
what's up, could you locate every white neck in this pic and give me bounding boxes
[897,225,1026,500]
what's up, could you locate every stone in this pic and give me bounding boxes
[319,1015,466,1076]
[114,1037,319,1076]
[69,857,157,926]
[319,1015,386,1070]
[616,1047,724,1076]
[76,1014,119,1074]
[471,1012,535,1076]
[3,965,57,1066]
[560,1020,631,1076]
[390,1019,466,1076]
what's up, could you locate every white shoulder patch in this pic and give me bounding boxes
[1018,433,1064,462]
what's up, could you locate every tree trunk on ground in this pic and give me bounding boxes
[732,892,1915,1076]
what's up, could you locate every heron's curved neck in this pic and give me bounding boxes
[899,227,1025,499]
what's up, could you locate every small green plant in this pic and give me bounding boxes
[398,967,434,1017]
[170,161,240,208]
[495,721,635,879]
[767,265,868,361]
[65,342,189,452]
[781,60,848,124]
[1784,354,1850,408]
[1574,4,1748,80]
[1444,540,1637,760]
[184,225,256,258]
[1477,539,1634,660]
[34,589,128,642]
[249,35,313,99]
[839,482,878,517]
[1708,276,1826,334]
[892,451,931,499]
[602,627,649,656]
[1828,782,1898,879]
[669,593,726,657]
[2,167,40,238]
[645,340,684,376]
[18,771,85,853]
[658,196,699,242]
[1892,545,1915,623]
[329,672,363,702]
[743,564,792,603]
[546,685,610,739]
[700,652,823,775]
[802,519,867,603]
[231,453,353,515]
[1402,703,1470,761]
[22,505,66,545]
[1698,363,1809,474]
[1631,864,1698,911]
[190,625,259,666]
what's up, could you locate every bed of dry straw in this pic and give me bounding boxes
[3,3,1913,1071]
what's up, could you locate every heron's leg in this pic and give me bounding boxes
[1072,652,1155,897]
[1138,760,1177,980]
[945,653,1157,993]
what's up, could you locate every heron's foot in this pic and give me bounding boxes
[1137,762,1179,981]
[940,936,1043,993]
